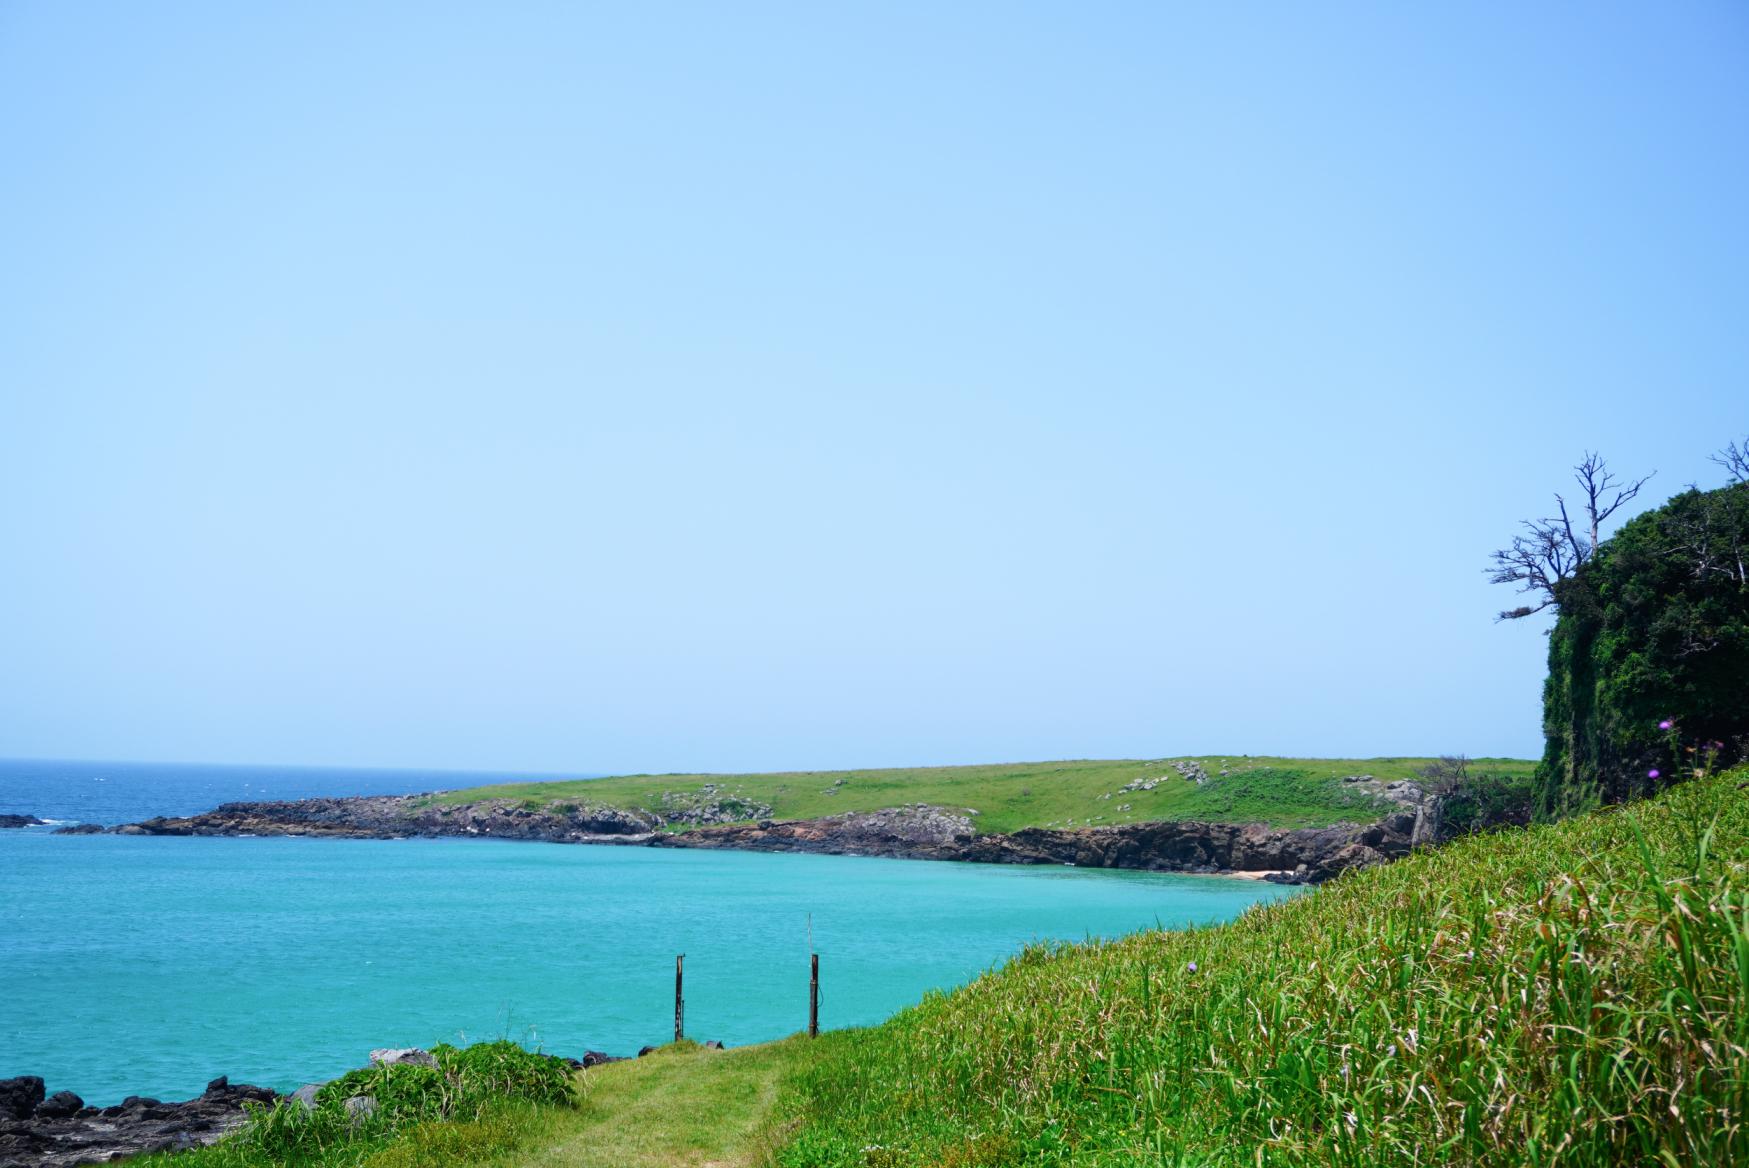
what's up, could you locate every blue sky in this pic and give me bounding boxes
[1,2,1745,775]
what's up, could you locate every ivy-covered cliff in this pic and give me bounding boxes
[1537,480,1749,817]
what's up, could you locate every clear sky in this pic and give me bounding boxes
[1,3,1744,775]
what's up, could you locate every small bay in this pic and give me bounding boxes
[0,761,1295,1105]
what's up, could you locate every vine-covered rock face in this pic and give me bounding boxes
[1539,481,1749,816]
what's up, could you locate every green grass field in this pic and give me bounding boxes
[427,755,1536,832]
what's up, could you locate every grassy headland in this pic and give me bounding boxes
[426,755,1536,832]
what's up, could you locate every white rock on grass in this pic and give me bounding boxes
[369,1048,438,1069]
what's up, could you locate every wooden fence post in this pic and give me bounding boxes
[809,953,819,1038]
[675,954,685,1042]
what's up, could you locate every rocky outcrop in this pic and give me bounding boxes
[0,1075,276,1168]
[115,794,660,843]
[0,814,45,829]
[656,805,1419,882]
[109,792,1425,884]
[654,804,979,859]
[51,824,104,835]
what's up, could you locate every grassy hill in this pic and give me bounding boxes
[427,755,1536,833]
[777,764,1749,1166]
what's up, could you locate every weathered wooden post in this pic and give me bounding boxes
[675,954,685,1042]
[808,953,819,1038]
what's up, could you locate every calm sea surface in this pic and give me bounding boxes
[0,759,1295,1105]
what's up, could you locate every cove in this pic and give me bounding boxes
[0,832,1296,1104]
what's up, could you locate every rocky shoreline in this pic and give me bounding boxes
[78,781,1443,884]
[0,1074,276,1168]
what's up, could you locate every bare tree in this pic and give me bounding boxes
[1666,451,1749,592]
[1712,436,1749,485]
[1488,452,1653,620]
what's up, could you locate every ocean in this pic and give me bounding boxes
[0,758,1295,1105]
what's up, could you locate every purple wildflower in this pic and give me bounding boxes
[1187,962,1198,974]
[1659,719,1674,730]
[1648,769,1661,780]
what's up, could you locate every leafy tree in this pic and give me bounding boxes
[1529,469,1749,816]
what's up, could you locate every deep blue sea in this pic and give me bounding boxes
[0,758,1295,1106]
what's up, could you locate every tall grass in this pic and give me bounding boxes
[141,1041,575,1168]
[780,767,1749,1166]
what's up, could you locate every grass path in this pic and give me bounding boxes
[508,1040,805,1168]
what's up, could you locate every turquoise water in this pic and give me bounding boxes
[1,831,1294,1104]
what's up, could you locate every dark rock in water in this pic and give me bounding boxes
[580,1051,624,1068]
[636,1045,658,1057]
[0,815,45,829]
[204,1076,229,1095]
[33,1093,81,1120]
[51,823,104,835]
[0,1077,44,1120]
[0,1077,277,1168]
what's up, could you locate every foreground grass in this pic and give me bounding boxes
[428,756,1535,832]
[777,766,1749,1166]
[149,1041,806,1168]
[509,1040,804,1168]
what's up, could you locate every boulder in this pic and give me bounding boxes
[369,1047,437,1068]
[52,823,105,835]
[288,1083,323,1112]
[0,1076,44,1119]
[0,814,45,829]
[580,1051,624,1068]
[34,1091,82,1119]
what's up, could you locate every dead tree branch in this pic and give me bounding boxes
[1488,452,1653,620]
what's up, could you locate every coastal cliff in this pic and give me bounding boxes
[103,793,1430,883]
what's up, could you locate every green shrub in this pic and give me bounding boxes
[146,1041,574,1167]
[1438,768,1534,836]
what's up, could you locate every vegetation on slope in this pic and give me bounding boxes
[778,766,1749,1166]
[1538,479,1749,816]
[140,1042,576,1168]
[428,756,1535,833]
